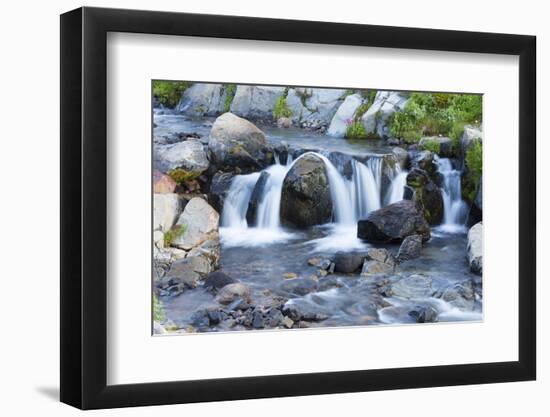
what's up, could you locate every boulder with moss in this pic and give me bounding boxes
[327,93,363,137]
[419,136,454,158]
[176,83,229,116]
[229,85,286,120]
[361,91,409,139]
[406,168,444,225]
[154,138,209,175]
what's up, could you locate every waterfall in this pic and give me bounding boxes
[385,166,408,205]
[351,159,381,220]
[435,156,468,231]
[255,163,291,229]
[221,172,261,228]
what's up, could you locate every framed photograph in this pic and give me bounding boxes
[60,6,536,409]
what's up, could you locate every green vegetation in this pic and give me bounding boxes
[345,121,368,139]
[463,139,483,202]
[273,92,292,119]
[167,168,199,185]
[420,138,441,154]
[153,294,166,322]
[223,84,236,112]
[164,224,186,247]
[152,80,191,108]
[389,92,482,144]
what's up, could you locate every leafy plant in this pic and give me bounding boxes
[463,139,483,202]
[223,84,236,112]
[345,120,368,139]
[152,80,191,108]
[420,139,441,154]
[273,94,292,119]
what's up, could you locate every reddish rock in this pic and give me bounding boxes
[153,169,176,193]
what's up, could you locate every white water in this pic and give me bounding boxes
[385,166,408,205]
[221,151,395,248]
[435,156,468,233]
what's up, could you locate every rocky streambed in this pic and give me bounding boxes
[152,107,483,334]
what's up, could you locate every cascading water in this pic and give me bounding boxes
[351,159,381,220]
[221,172,261,228]
[435,156,468,232]
[385,166,408,205]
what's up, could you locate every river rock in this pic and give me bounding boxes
[467,222,483,275]
[208,171,234,213]
[216,283,251,305]
[280,153,332,227]
[165,255,214,288]
[203,271,237,291]
[333,252,365,273]
[282,302,329,322]
[286,88,347,128]
[246,171,270,226]
[392,147,409,169]
[440,281,475,310]
[176,83,228,116]
[229,85,286,120]
[361,248,396,276]
[406,168,444,225]
[277,117,292,128]
[279,277,318,297]
[408,305,438,323]
[391,274,434,299]
[154,139,209,175]
[208,112,274,173]
[327,93,363,137]
[461,124,483,154]
[397,234,423,262]
[361,91,409,139]
[153,169,177,193]
[410,150,436,175]
[357,200,431,243]
[153,193,183,232]
[172,197,219,250]
[419,136,454,158]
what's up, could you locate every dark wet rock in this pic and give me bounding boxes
[207,309,228,325]
[208,112,274,173]
[165,255,214,288]
[406,168,443,225]
[318,259,332,270]
[392,147,409,169]
[203,271,237,291]
[333,252,365,273]
[361,248,396,276]
[317,276,343,291]
[190,309,210,329]
[215,283,251,305]
[357,200,431,243]
[246,171,270,225]
[280,153,332,227]
[409,305,438,323]
[274,142,289,165]
[403,185,415,200]
[391,274,434,299]
[226,297,251,311]
[439,281,475,310]
[279,277,318,296]
[282,303,329,322]
[410,150,436,175]
[397,234,423,262]
[265,308,284,327]
[209,172,233,213]
[252,310,265,329]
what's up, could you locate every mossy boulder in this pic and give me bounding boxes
[419,136,454,158]
[406,168,443,225]
[280,154,332,228]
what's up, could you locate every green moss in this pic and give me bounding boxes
[463,140,483,202]
[223,84,236,112]
[167,168,199,185]
[164,224,187,247]
[345,121,367,139]
[420,139,441,154]
[152,80,191,108]
[153,294,166,322]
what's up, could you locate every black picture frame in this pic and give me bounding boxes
[60,6,536,410]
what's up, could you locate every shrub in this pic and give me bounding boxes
[273,94,292,119]
[345,121,367,139]
[152,80,191,108]
[164,224,186,247]
[153,294,166,322]
[223,84,236,112]
[420,139,441,154]
[463,140,483,202]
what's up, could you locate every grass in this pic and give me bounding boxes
[420,138,441,154]
[152,80,191,108]
[345,121,368,139]
[164,224,187,247]
[153,294,166,322]
[273,93,292,119]
[463,139,483,202]
[223,84,236,112]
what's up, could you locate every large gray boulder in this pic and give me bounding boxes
[154,139,209,175]
[280,153,332,227]
[327,93,363,137]
[208,113,274,173]
[176,83,228,116]
[461,124,483,153]
[229,85,286,120]
[172,197,219,250]
[286,87,347,128]
[467,222,483,275]
[357,200,431,243]
[361,91,409,139]
[153,193,183,232]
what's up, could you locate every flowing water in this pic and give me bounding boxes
[154,114,481,330]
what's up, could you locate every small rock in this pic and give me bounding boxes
[319,259,332,270]
[397,234,423,262]
[283,272,298,279]
[216,283,251,305]
[279,277,318,296]
[408,306,438,323]
[203,271,237,291]
[307,257,322,266]
[333,252,365,273]
[317,269,328,277]
[281,316,294,329]
[277,117,292,128]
